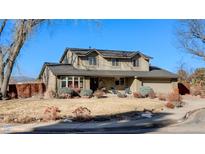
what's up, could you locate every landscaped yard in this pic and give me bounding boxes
[0,96,165,123]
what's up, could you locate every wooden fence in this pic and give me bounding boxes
[8,83,46,98]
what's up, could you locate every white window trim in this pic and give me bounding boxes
[60,76,84,89]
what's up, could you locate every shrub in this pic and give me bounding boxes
[15,116,37,124]
[72,107,92,121]
[93,90,105,98]
[139,86,154,97]
[110,87,117,94]
[125,87,131,94]
[190,85,203,96]
[166,102,175,109]
[148,91,156,99]
[158,93,167,101]
[44,90,56,99]
[133,92,142,98]
[58,87,74,98]
[73,88,81,94]
[80,89,93,98]
[101,87,108,93]
[43,106,61,121]
[167,88,182,102]
[3,115,16,123]
[117,92,127,98]
[2,114,37,124]
[200,90,205,98]
[167,93,182,102]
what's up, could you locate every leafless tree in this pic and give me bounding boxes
[176,61,190,83]
[0,19,99,99]
[0,19,45,98]
[176,19,205,60]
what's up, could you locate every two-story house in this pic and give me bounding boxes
[38,48,178,94]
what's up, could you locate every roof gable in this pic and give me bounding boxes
[59,47,152,62]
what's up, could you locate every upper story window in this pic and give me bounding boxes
[88,57,97,65]
[112,58,119,66]
[132,59,139,67]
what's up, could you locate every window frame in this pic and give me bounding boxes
[60,76,67,88]
[59,76,84,89]
[132,59,139,67]
[88,57,97,65]
[115,77,125,86]
[112,58,119,66]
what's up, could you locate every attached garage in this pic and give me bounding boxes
[142,78,176,93]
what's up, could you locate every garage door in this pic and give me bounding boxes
[143,82,173,93]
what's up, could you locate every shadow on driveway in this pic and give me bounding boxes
[11,110,175,134]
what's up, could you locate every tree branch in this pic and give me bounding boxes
[0,19,7,37]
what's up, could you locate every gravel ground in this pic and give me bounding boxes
[0,96,164,124]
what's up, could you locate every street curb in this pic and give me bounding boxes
[30,108,205,133]
[4,107,205,134]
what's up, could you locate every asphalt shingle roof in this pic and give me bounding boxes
[60,48,152,62]
[42,64,177,78]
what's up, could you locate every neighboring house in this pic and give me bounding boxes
[38,48,178,94]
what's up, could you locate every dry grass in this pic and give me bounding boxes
[0,97,164,122]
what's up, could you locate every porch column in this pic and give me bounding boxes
[84,77,90,89]
[130,76,142,92]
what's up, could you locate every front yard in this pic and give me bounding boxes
[0,96,164,124]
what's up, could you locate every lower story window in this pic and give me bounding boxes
[74,77,79,88]
[68,77,73,88]
[115,78,125,86]
[61,80,67,88]
[60,76,84,89]
[60,77,67,88]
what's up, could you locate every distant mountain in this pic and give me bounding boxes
[9,76,35,84]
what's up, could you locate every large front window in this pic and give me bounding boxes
[60,76,84,89]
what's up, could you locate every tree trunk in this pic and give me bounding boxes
[0,50,4,88]
[1,21,25,98]
[1,61,13,98]
[0,20,44,98]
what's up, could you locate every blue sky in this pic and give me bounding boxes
[12,19,205,77]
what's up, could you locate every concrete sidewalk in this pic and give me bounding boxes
[0,95,204,133]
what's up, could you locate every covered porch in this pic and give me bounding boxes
[57,75,142,93]
[84,76,142,93]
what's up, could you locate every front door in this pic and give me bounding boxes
[90,77,99,91]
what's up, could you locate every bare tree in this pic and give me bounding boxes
[0,19,45,98]
[0,19,99,99]
[176,19,205,60]
[176,62,190,83]
[0,19,8,87]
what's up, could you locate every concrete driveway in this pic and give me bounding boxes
[152,108,205,134]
